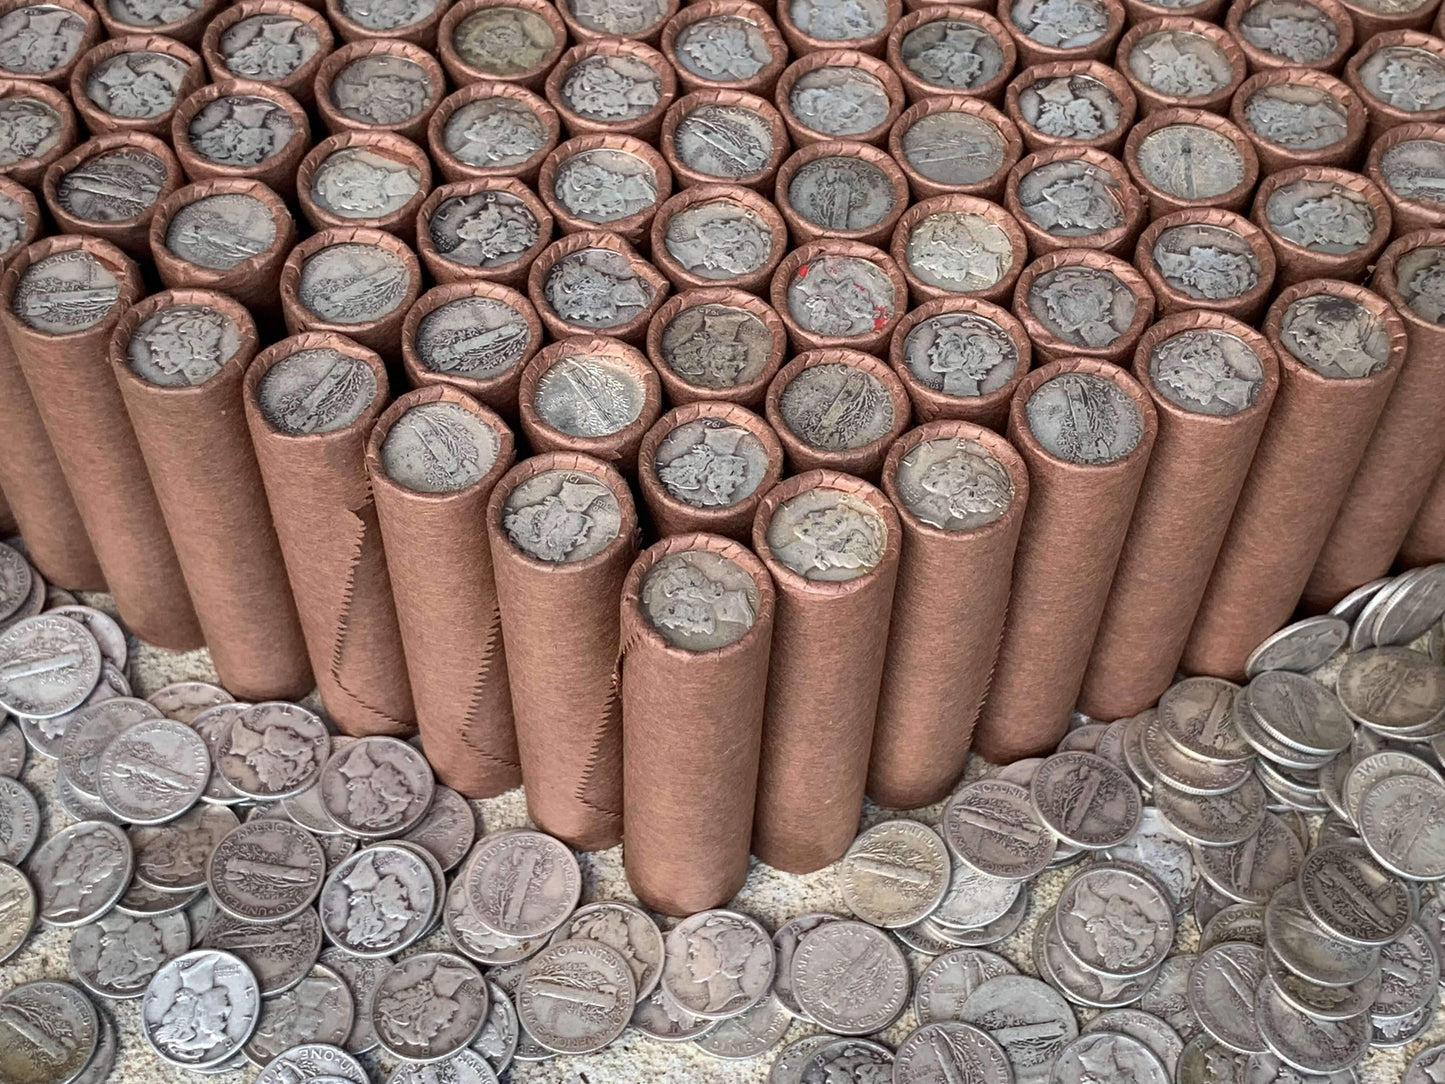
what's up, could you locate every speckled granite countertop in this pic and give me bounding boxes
[4,601,1438,1084]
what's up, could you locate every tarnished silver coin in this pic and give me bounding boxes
[444,95,546,170]
[214,701,329,800]
[957,974,1078,1084]
[1232,689,1332,771]
[388,1048,499,1084]
[1018,71,1123,141]
[28,819,133,927]
[930,881,1032,950]
[1137,125,1246,202]
[661,908,774,1019]
[1236,0,1338,62]
[1010,0,1110,47]
[695,993,789,1060]
[397,784,474,873]
[1036,907,1161,1009]
[243,964,354,1067]
[770,1033,835,1084]
[1358,44,1445,113]
[516,938,634,1055]
[838,819,950,926]
[0,773,36,864]
[1246,616,1349,677]
[96,716,209,824]
[665,197,772,280]
[1247,669,1353,755]
[18,663,127,762]
[787,155,894,232]
[253,1042,367,1084]
[451,4,554,77]
[312,146,420,221]
[40,608,120,676]
[784,256,898,339]
[653,417,770,513]
[1195,812,1303,906]
[766,486,888,582]
[788,65,891,137]
[942,778,1054,881]
[1243,83,1349,152]
[914,947,1017,1026]
[796,1038,894,1084]
[1298,840,1412,945]
[317,735,434,840]
[427,190,540,270]
[464,828,579,938]
[1141,711,1254,796]
[1255,976,1369,1074]
[182,891,213,945]
[104,0,203,28]
[320,841,438,956]
[893,1020,1011,1083]
[1139,953,1198,1042]
[55,770,123,827]
[1278,292,1390,379]
[1381,138,1445,211]
[415,294,532,383]
[1082,1008,1184,1078]
[258,347,380,437]
[1105,807,1197,915]
[330,54,434,127]
[1017,159,1124,237]
[0,544,31,625]
[777,361,896,449]
[1128,29,1234,99]
[142,950,260,1069]
[1265,949,1378,1021]
[471,978,518,1073]
[1371,996,1436,1047]
[561,54,662,124]
[900,110,1008,187]
[148,681,232,723]
[1407,1042,1445,1083]
[789,0,887,40]
[0,859,33,963]
[444,875,548,965]
[1338,647,1445,735]
[791,919,909,1034]
[1152,222,1262,302]
[901,313,1019,404]
[70,909,189,999]
[0,93,62,166]
[188,94,295,166]
[165,193,276,271]
[542,247,656,329]
[672,14,771,83]
[554,147,657,225]
[1394,244,1445,324]
[187,703,249,806]
[533,352,645,437]
[1188,942,1266,1054]
[131,804,240,894]
[905,211,1015,293]
[769,911,836,1019]
[206,817,324,923]
[0,717,25,779]
[1333,577,1391,625]
[1267,881,1380,986]
[298,241,410,325]
[1054,862,1174,978]
[630,984,716,1041]
[672,101,773,180]
[548,900,663,1000]
[1149,327,1264,417]
[899,18,1006,90]
[1025,371,1143,465]
[69,1001,117,1084]
[1370,921,1437,1017]
[219,13,321,80]
[337,0,439,31]
[1029,751,1142,849]
[203,908,321,997]
[658,301,773,392]
[0,979,98,1084]
[56,147,167,223]
[372,951,488,1062]
[0,614,101,719]
[319,948,388,1056]
[1054,1032,1171,1084]
[0,5,86,74]
[892,436,1014,532]
[1029,265,1137,346]
[501,468,622,563]
[12,248,121,334]
[1177,1034,1249,1082]
[1358,772,1445,880]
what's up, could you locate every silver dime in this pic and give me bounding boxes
[243,964,353,1067]
[1267,180,1376,253]
[1105,806,1197,914]
[444,96,546,169]
[548,900,663,1000]
[1298,840,1412,944]
[673,14,770,82]
[0,774,36,863]
[1244,84,1348,152]
[0,545,28,624]
[673,103,773,179]
[96,716,209,824]
[0,614,101,719]
[659,302,773,390]
[470,979,518,1074]
[253,1043,367,1084]
[1018,72,1122,141]
[165,193,276,271]
[388,1050,499,1084]
[931,857,1022,930]
[1128,30,1233,98]
[1358,45,1445,112]
[28,818,132,927]
[372,952,488,1061]
[1054,862,1174,979]
[21,662,128,762]
[1026,370,1143,466]
[1238,0,1338,62]
[1339,648,1445,734]
[1178,1035,1249,1082]
[1010,0,1110,48]
[1017,159,1124,236]
[892,437,1014,531]
[0,94,62,164]
[188,703,249,805]
[1407,1043,1445,1082]
[1027,266,1137,347]
[560,54,662,124]
[148,681,232,723]
[320,947,388,1055]
[770,1034,835,1084]
[1082,1009,1183,1078]
[1381,138,1445,207]
[901,111,1008,187]
[665,198,772,280]
[1371,921,1437,1017]
[1371,997,1436,1046]
[320,841,438,956]
[654,417,770,510]
[1140,954,1198,1041]
[105,0,202,27]
[318,735,434,839]
[1137,125,1245,201]
[639,550,759,652]
[427,190,540,270]
[1158,677,1250,764]
[142,949,260,1069]
[56,148,166,223]
[415,295,532,381]
[694,993,788,1060]
[1278,293,1390,379]
[1030,751,1142,848]
[206,818,324,922]
[554,147,657,224]
[1247,670,1352,756]
[785,255,898,338]
[661,908,774,1019]
[463,827,580,938]
[330,54,433,127]
[629,984,716,1041]
[900,19,1006,90]
[902,312,1019,402]
[766,486,887,582]
[126,304,240,390]
[1246,616,1349,676]
[219,14,320,80]
[451,6,555,78]
[85,49,187,120]
[70,1001,117,1084]
[1254,977,1368,1074]
[789,66,890,137]
[787,156,895,232]
[1149,328,1264,416]
[957,973,1078,1084]
[914,947,1017,1025]
[1195,812,1303,906]
[1232,689,1332,771]
[1154,775,1268,846]
[1141,712,1254,795]
[789,0,886,40]
[0,980,97,1084]
[258,346,380,435]
[311,147,420,221]
[777,360,895,448]
[1374,564,1445,644]
[54,770,123,826]
[894,1020,1011,1083]
[542,247,656,329]
[798,1038,894,1084]
[0,5,85,74]
[214,701,329,799]
[770,911,837,1018]
[203,908,321,996]
[70,909,189,999]
[793,919,910,1035]
[501,468,622,563]
[1265,949,1378,1020]
[1395,244,1445,324]
[906,211,1015,293]
[0,859,33,963]
[33,606,119,670]
[943,778,1054,880]
[398,784,475,872]
[1267,881,1380,986]
[1359,772,1445,879]
[131,804,240,893]
[1053,1032,1170,1084]
[533,352,645,436]
[338,0,438,31]
[1188,943,1266,1054]
[298,242,410,325]
[927,881,1032,948]
[516,938,634,1054]
[113,875,197,919]
[1152,222,1261,302]
[443,875,548,965]
[840,819,952,927]
[188,94,294,166]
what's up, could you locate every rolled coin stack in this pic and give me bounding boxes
[4,0,1445,1079]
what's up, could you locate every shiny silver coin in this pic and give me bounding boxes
[893,1020,1011,1084]
[1057,724,1107,753]
[1104,806,1197,915]
[767,485,888,582]
[214,701,329,800]
[1407,1042,1445,1082]
[837,818,950,926]
[1053,1032,1171,1084]
[253,1043,367,1084]
[0,979,98,1084]
[798,1038,894,1084]
[0,773,36,864]
[921,880,1031,950]
[1264,949,1379,1021]
[1358,772,1445,880]
[516,938,634,1055]
[463,827,579,938]
[0,859,34,964]
[770,911,837,1019]
[1081,1008,1184,1078]
[19,662,128,762]
[95,716,209,824]
[1371,563,1445,645]
[784,258,898,341]
[131,804,240,894]
[206,818,324,923]
[329,54,434,127]
[1054,862,1174,979]
[444,875,549,966]
[653,416,770,513]
[1331,577,1390,623]
[141,950,261,1069]
[661,908,774,1020]
[1033,909,1160,1010]
[1123,711,1158,792]
[243,964,354,1067]
[665,198,773,280]
[1371,921,1438,1017]
[1266,881,1380,987]
[501,467,623,563]
[29,819,133,927]
[1370,995,1437,1047]
[202,908,321,997]
[957,974,1078,1084]
[1297,841,1412,945]
[1349,576,1398,650]
[387,1049,498,1084]
[12,250,121,335]
[1254,976,1369,1074]
[1154,775,1267,846]
[1139,954,1199,1042]
[56,147,167,223]
[554,146,656,225]
[319,948,388,1056]
[256,348,379,436]
[914,947,1017,1026]
[694,994,789,1060]
[37,606,123,673]
[471,978,518,1074]
[930,856,1022,931]
[892,437,1014,531]
[1187,943,1266,1054]
[70,1001,118,1084]
[769,1033,835,1084]
[57,697,160,798]
[372,952,488,1062]
[673,103,772,181]
[629,984,716,1042]
[1194,812,1304,906]
[70,909,189,1000]
[166,193,276,271]
[297,242,410,326]
[320,841,439,957]
[1247,616,1349,677]
[317,735,434,840]
[791,919,909,1035]
[1030,751,1142,849]
[788,66,890,138]
[942,778,1054,881]
[548,900,663,1001]
[1337,647,1445,735]
[0,614,102,720]
[188,703,249,806]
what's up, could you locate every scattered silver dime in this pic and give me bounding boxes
[1155,774,1268,846]
[1370,921,1437,1017]
[188,94,296,166]
[1278,293,1391,379]
[319,948,388,1056]
[70,909,189,999]
[1247,670,1355,757]
[444,96,547,170]
[188,703,250,806]
[1025,371,1143,464]
[789,66,891,137]
[769,911,837,1019]
[0,717,25,778]
[464,828,579,938]
[12,250,121,334]
[1298,840,1412,944]
[1246,616,1350,678]
[1265,949,1378,1021]
[298,242,410,325]
[942,779,1054,881]
[548,900,663,1000]
[501,468,623,563]
[1407,1042,1445,1082]
[166,193,277,271]
[57,148,168,223]
[1337,647,1445,735]
[219,13,321,80]
[131,803,240,894]
[516,938,634,1054]
[1188,942,1266,1054]
[444,875,548,965]
[214,701,329,800]
[0,859,34,963]
[1104,806,1197,914]
[202,908,321,997]
[785,256,898,339]
[1082,1008,1184,1077]
[206,817,325,923]
[320,841,438,956]
[148,681,233,724]
[1254,975,1369,1073]
[1195,812,1303,905]
[1267,881,1380,987]
[317,735,435,840]
[1036,906,1161,1009]
[398,784,475,872]
[18,661,127,762]
[253,1042,367,1084]
[542,247,656,329]
[1029,751,1141,849]
[913,947,1017,1026]
[777,361,896,449]
[839,819,951,926]
[1054,1032,1170,1084]
[28,819,133,927]
[1017,159,1124,237]
[0,979,98,1084]
[630,984,716,1041]
[770,1034,836,1084]
[1139,953,1198,1042]
[694,994,789,1060]
[929,852,1022,930]
[1018,72,1122,141]
[372,951,488,1062]
[561,54,662,124]
[0,545,30,625]
[471,978,518,1074]
[243,964,354,1067]
[1054,863,1174,979]
[957,974,1078,1084]
[427,190,540,270]
[792,919,909,1034]
[765,486,888,582]
[55,770,124,826]
[329,54,434,127]
[798,1038,894,1084]
[0,774,36,864]
[96,716,209,824]
[893,1020,1011,1083]
[1358,771,1445,880]
[141,949,261,1069]
[1141,711,1254,795]
[661,908,774,1019]
[900,110,1008,187]
[387,1048,498,1084]
[905,211,1015,293]
[0,614,102,720]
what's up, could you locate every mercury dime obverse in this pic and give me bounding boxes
[673,103,773,179]
[786,255,898,338]
[311,147,421,221]
[0,614,101,719]
[86,51,188,119]
[905,212,1014,293]
[516,938,634,1054]
[957,974,1079,1084]
[330,54,434,127]
[28,819,133,927]
[554,148,657,224]
[1358,45,1445,112]
[96,717,209,824]
[765,486,888,582]
[105,0,203,28]
[838,819,950,927]
[1029,751,1142,848]
[1128,29,1234,98]
[665,199,772,280]
[320,948,388,1055]
[337,0,438,31]
[1254,977,1369,1074]
[243,964,354,1067]
[673,15,771,83]
[148,681,232,723]
[1244,84,1349,151]
[542,247,656,329]
[215,701,329,799]
[548,900,663,1001]
[207,817,324,923]
[1149,328,1265,416]
[561,54,662,123]
[1105,806,1197,914]
[931,855,1023,931]
[141,950,260,1069]
[298,242,410,325]
[1238,0,1339,62]
[256,348,379,436]
[1137,125,1245,200]
[788,66,891,137]
[900,111,1008,187]
[1267,180,1376,253]
[318,735,435,839]
[0,94,62,165]
[1152,222,1261,302]
[451,6,555,77]
[202,908,322,996]
[902,312,1019,401]
[219,14,320,80]
[1016,159,1124,236]
[653,417,770,511]
[428,190,540,270]
[661,908,774,1019]
[188,703,248,805]
[371,952,487,1061]
[57,148,167,223]
[501,468,622,563]
[127,304,240,388]
[777,361,895,448]
[416,295,532,382]
[658,302,773,390]
[789,0,887,40]
[1054,862,1175,978]
[321,842,438,956]
[0,980,98,1084]
[1027,266,1138,349]
[1279,292,1391,378]
[464,828,580,938]
[70,910,189,1000]
[533,353,645,437]
[1056,1033,1170,1084]
[629,984,716,1041]
[639,549,760,651]
[913,948,1017,1026]
[893,437,1014,531]
[0,6,86,75]
[771,1034,835,1084]
[188,94,295,165]
[1394,244,1445,325]
[943,778,1055,880]
[787,155,895,232]
[1018,72,1123,141]
[166,193,276,271]
[0,859,34,963]
[469,980,518,1074]
[131,803,240,894]
[792,919,909,1034]
[444,97,546,169]
[899,19,1006,90]
[797,1038,894,1084]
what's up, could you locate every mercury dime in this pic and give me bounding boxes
[777,361,895,447]
[943,779,1054,881]
[653,417,770,512]
[131,804,239,894]
[330,54,434,127]
[319,948,387,1056]
[1054,863,1174,979]
[1195,813,1303,907]
[542,247,656,329]
[765,486,887,582]
[317,735,434,840]
[561,54,662,123]
[0,5,85,75]
[165,193,275,271]
[0,774,36,864]
[693,994,788,1060]
[658,302,773,391]
[554,147,657,224]
[1237,0,1338,62]
[1082,1010,1184,1077]
[957,974,1078,1084]
[902,314,1019,404]
[105,0,202,27]
[128,304,241,391]
[515,939,634,1055]
[1358,45,1445,112]
[1030,751,1142,848]
[1178,1035,1249,1082]
[900,111,1008,187]
[0,94,61,164]
[791,919,908,1034]
[398,785,475,872]
[639,549,759,651]
[0,858,33,963]
[96,717,208,824]
[931,858,1023,930]
[1018,72,1123,141]
[242,965,354,1067]
[312,148,420,221]
[0,190,23,259]
[1343,750,1441,824]
[905,211,1014,293]
[1267,881,1380,986]
[1155,775,1268,845]
[673,103,773,179]
[215,701,329,799]
[464,828,579,938]
[1374,563,1445,644]
[1381,137,1445,207]
[188,94,295,166]
[665,199,772,279]
[0,614,101,719]
[1128,29,1234,98]
[1152,222,1262,302]
[86,50,187,119]
[1407,1042,1445,1082]
[187,703,248,805]
[789,66,891,137]
[1158,677,1250,763]
[1371,921,1437,1016]
[785,254,897,338]
[892,437,1014,532]
[0,980,97,1084]
[1016,159,1124,236]
[533,353,645,436]
[428,190,540,270]
[29,818,132,926]
[914,948,1017,1026]
[673,15,771,82]
[1148,329,1265,419]
[260,347,382,437]
[1105,806,1197,914]
[207,818,324,923]
[1394,244,1445,324]
[501,468,622,563]
[1248,669,1353,755]
[1010,0,1110,48]
[1255,977,1369,1073]
[770,1034,836,1084]
[1142,712,1254,795]
[254,1043,367,1084]
[837,819,950,926]
[789,0,887,40]
[219,14,320,80]
[1247,615,1349,676]
[1359,772,1445,879]
[1136,125,1245,200]
[1139,954,1198,1041]
[1265,950,1378,1020]
[0,546,28,625]
[893,1021,1011,1084]
[1243,84,1348,153]
[370,952,488,1062]
[452,6,554,77]
[70,910,188,999]
[798,1038,894,1084]
[202,908,320,996]
[1188,943,1267,1054]
[299,242,410,325]
[148,682,232,723]
[141,950,260,1069]
[337,0,438,30]
[55,769,124,826]
[321,842,438,956]
[547,900,663,1000]
[1027,266,1138,351]
[768,912,836,1018]
[444,96,546,169]
[416,298,531,386]
[899,18,1006,90]
[661,909,774,1019]
[1268,180,1377,255]
[1055,1033,1171,1084]
[630,984,716,1041]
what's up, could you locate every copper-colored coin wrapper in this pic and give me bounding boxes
[618,533,774,915]
[69,35,207,139]
[750,469,901,873]
[0,236,201,646]
[1304,231,1445,609]
[242,332,416,737]
[1079,313,1279,720]
[486,452,637,851]
[365,385,523,799]
[108,290,312,700]
[973,359,1158,763]
[871,421,1028,809]
[42,132,182,260]
[1183,280,1408,680]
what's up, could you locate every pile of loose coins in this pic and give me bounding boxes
[8,539,1445,1082]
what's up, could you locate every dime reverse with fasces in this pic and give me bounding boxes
[837,819,951,928]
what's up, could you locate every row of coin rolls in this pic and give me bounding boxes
[0,0,1443,913]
